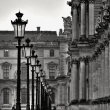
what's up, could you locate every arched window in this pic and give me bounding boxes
[3,88,9,104]
[21,88,27,104]
[50,49,54,57]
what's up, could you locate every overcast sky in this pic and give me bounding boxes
[0,0,71,34]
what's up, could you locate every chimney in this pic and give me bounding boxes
[59,29,62,35]
[37,27,40,31]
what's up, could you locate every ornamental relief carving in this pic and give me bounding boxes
[72,4,78,9]
[80,0,86,3]
[79,48,93,53]
[71,59,79,64]
[88,0,95,3]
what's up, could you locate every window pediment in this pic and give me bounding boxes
[1,62,12,69]
[47,61,58,69]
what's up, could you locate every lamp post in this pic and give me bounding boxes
[23,38,33,110]
[40,70,45,110]
[47,88,52,110]
[30,50,37,110]
[35,60,41,110]
[11,11,28,110]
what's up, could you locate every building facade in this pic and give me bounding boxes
[0,27,62,110]
[0,0,110,110]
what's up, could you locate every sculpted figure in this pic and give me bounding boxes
[62,16,72,29]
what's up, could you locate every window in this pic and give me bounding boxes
[21,88,27,104]
[3,67,9,79]
[1,62,11,79]
[50,49,54,57]
[4,50,9,57]
[21,66,27,80]
[22,50,24,57]
[47,62,58,79]
[3,88,9,104]
[49,66,55,79]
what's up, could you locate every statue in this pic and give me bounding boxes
[62,16,72,29]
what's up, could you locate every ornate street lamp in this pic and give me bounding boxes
[11,11,28,110]
[40,70,45,110]
[47,86,52,110]
[30,50,37,110]
[35,60,41,110]
[23,38,33,110]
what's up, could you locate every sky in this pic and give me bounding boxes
[0,0,71,34]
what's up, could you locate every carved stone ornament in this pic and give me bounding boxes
[79,56,86,62]
[85,56,90,64]
[62,16,72,29]
[72,4,78,9]
[80,0,86,3]
[71,59,79,64]
[88,0,95,3]
[104,38,109,46]
[100,43,105,50]
[97,47,101,54]
[94,51,98,58]
[67,1,72,6]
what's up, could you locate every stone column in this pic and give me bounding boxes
[104,40,109,96]
[71,59,79,103]
[85,57,89,100]
[79,57,86,102]
[97,48,101,98]
[95,54,98,99]
[89,0,95,37]
[100,43,105,97]
[88,57,92,100]
[109,40,110,94]
[92,55,96,100]
[80,0,86,38]
[91,57,95,100]
[71,4,78,41]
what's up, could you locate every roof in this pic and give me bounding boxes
[0,30,58,42]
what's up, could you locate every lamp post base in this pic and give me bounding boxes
[26,104,30,110]
[16,103,21,110]
[31,105,34,110]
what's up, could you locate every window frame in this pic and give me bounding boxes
[21,65,27,80]
[50,49,54,57]
[21,88,27,104]
[4,50,9,57]
[3,88,9,104]
[3,66,9,79]
[49,66,55,79]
